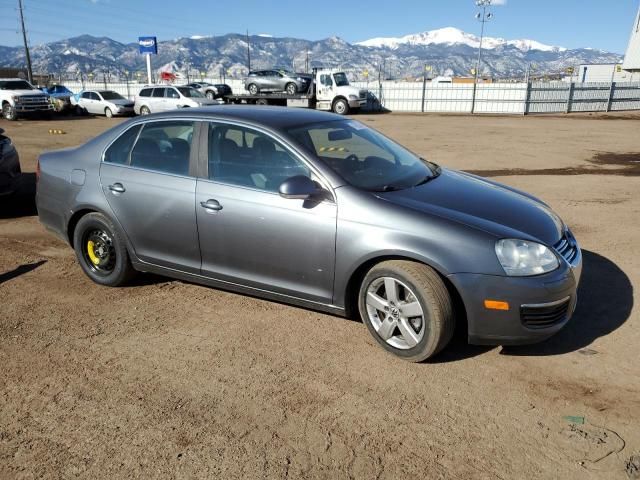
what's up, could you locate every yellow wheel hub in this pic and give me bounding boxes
[87,240,100,265]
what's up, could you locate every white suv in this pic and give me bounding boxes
[134,85,221,115]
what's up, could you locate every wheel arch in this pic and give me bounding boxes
[67,206,135,258]
[342,253,467,331]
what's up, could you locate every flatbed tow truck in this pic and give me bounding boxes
[224,68,367,115]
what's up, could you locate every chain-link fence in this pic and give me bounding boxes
[58,77,640,115]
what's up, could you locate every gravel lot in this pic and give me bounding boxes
[1,112,639,479]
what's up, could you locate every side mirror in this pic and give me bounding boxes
[279,175,318,200]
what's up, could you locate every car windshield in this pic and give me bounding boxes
[287,119,438,191]
[333,73,349,86]
[100,91,124,100]
[0,80,35,90]
[177,87,204,98]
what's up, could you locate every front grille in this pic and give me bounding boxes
[554,232,578,264]
[521,296,572,328]
[16,95,49,105]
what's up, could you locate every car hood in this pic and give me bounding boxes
[7,89,47,96]
[194,99,221,105]
[109,99,134,106]
[377,168,564,245]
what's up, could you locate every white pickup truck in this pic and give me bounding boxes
[0,78,53,121]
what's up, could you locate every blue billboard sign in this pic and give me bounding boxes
[138,36,158,55]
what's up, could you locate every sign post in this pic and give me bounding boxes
[138,36,158,84]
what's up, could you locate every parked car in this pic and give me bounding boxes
[71,90,134,117]
[134,85,221,115]
[40,84,74,113]
[186,82,232,100]
[36,106,582,362]
[0,128,21,196]
[244,69,312,95]
[0,78,52,120]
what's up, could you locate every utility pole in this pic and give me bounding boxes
[17,0,33,84]
[246,30,251,71]
[471,0,494,114]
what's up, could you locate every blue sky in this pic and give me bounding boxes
[0,0,638,53]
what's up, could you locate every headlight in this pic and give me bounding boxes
[495,239,559,276]
[348,94,358,100]
[11,95,21,103]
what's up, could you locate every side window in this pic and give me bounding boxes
[139,88,151,97]
[320,75,333,87]
[81,92,91,99]
[152,88,165,98]
[104,124,142,165]
[130,121,194,176]
[207,123,311,192]
[167,88,180,99]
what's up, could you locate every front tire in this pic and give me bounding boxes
[332,98,349,115]
[73,212,136,287]
[105,107,113,118]
[358,260,454,362]
[3,103,17,121]
[206,91,215,100]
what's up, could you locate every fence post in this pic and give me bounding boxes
[565,82,574,114]
[126,74,131,99]
[471,80,477,114]
[378,65,383,112]
[524,81,532,115]
[421,69,427,113]
[606,82,616,112]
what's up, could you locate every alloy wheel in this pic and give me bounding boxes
[365,277,426,349]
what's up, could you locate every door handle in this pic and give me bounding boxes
[200,199,223,212]
[108,183,126,194]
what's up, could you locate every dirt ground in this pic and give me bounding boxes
[1,111,639,479]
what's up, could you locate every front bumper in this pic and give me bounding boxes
[113,106,135,116]
[14,103,53,113]
[448,249,582,345]
[348,98,367,108]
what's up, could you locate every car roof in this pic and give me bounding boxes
[145,105,342,130]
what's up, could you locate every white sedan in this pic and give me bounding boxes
[71,90,134,117]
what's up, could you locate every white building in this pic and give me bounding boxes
[572,63,637,83]
[623,4,640,72]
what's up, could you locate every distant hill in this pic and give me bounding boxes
[0,28,622,80]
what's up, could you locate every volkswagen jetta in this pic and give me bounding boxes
[36,106,582,361]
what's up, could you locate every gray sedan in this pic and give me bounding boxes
[36,107,581,361]
[244,69,312,95]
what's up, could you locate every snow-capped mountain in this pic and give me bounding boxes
[0,30,621,80]
[357,27,566,53]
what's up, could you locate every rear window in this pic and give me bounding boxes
[139,88,152,97]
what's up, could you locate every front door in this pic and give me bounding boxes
[99,120,201,272]
[195,122,337,304]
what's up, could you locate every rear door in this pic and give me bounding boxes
[150,87,166,112]
[81,92,98,113]
[99,120,201,272]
